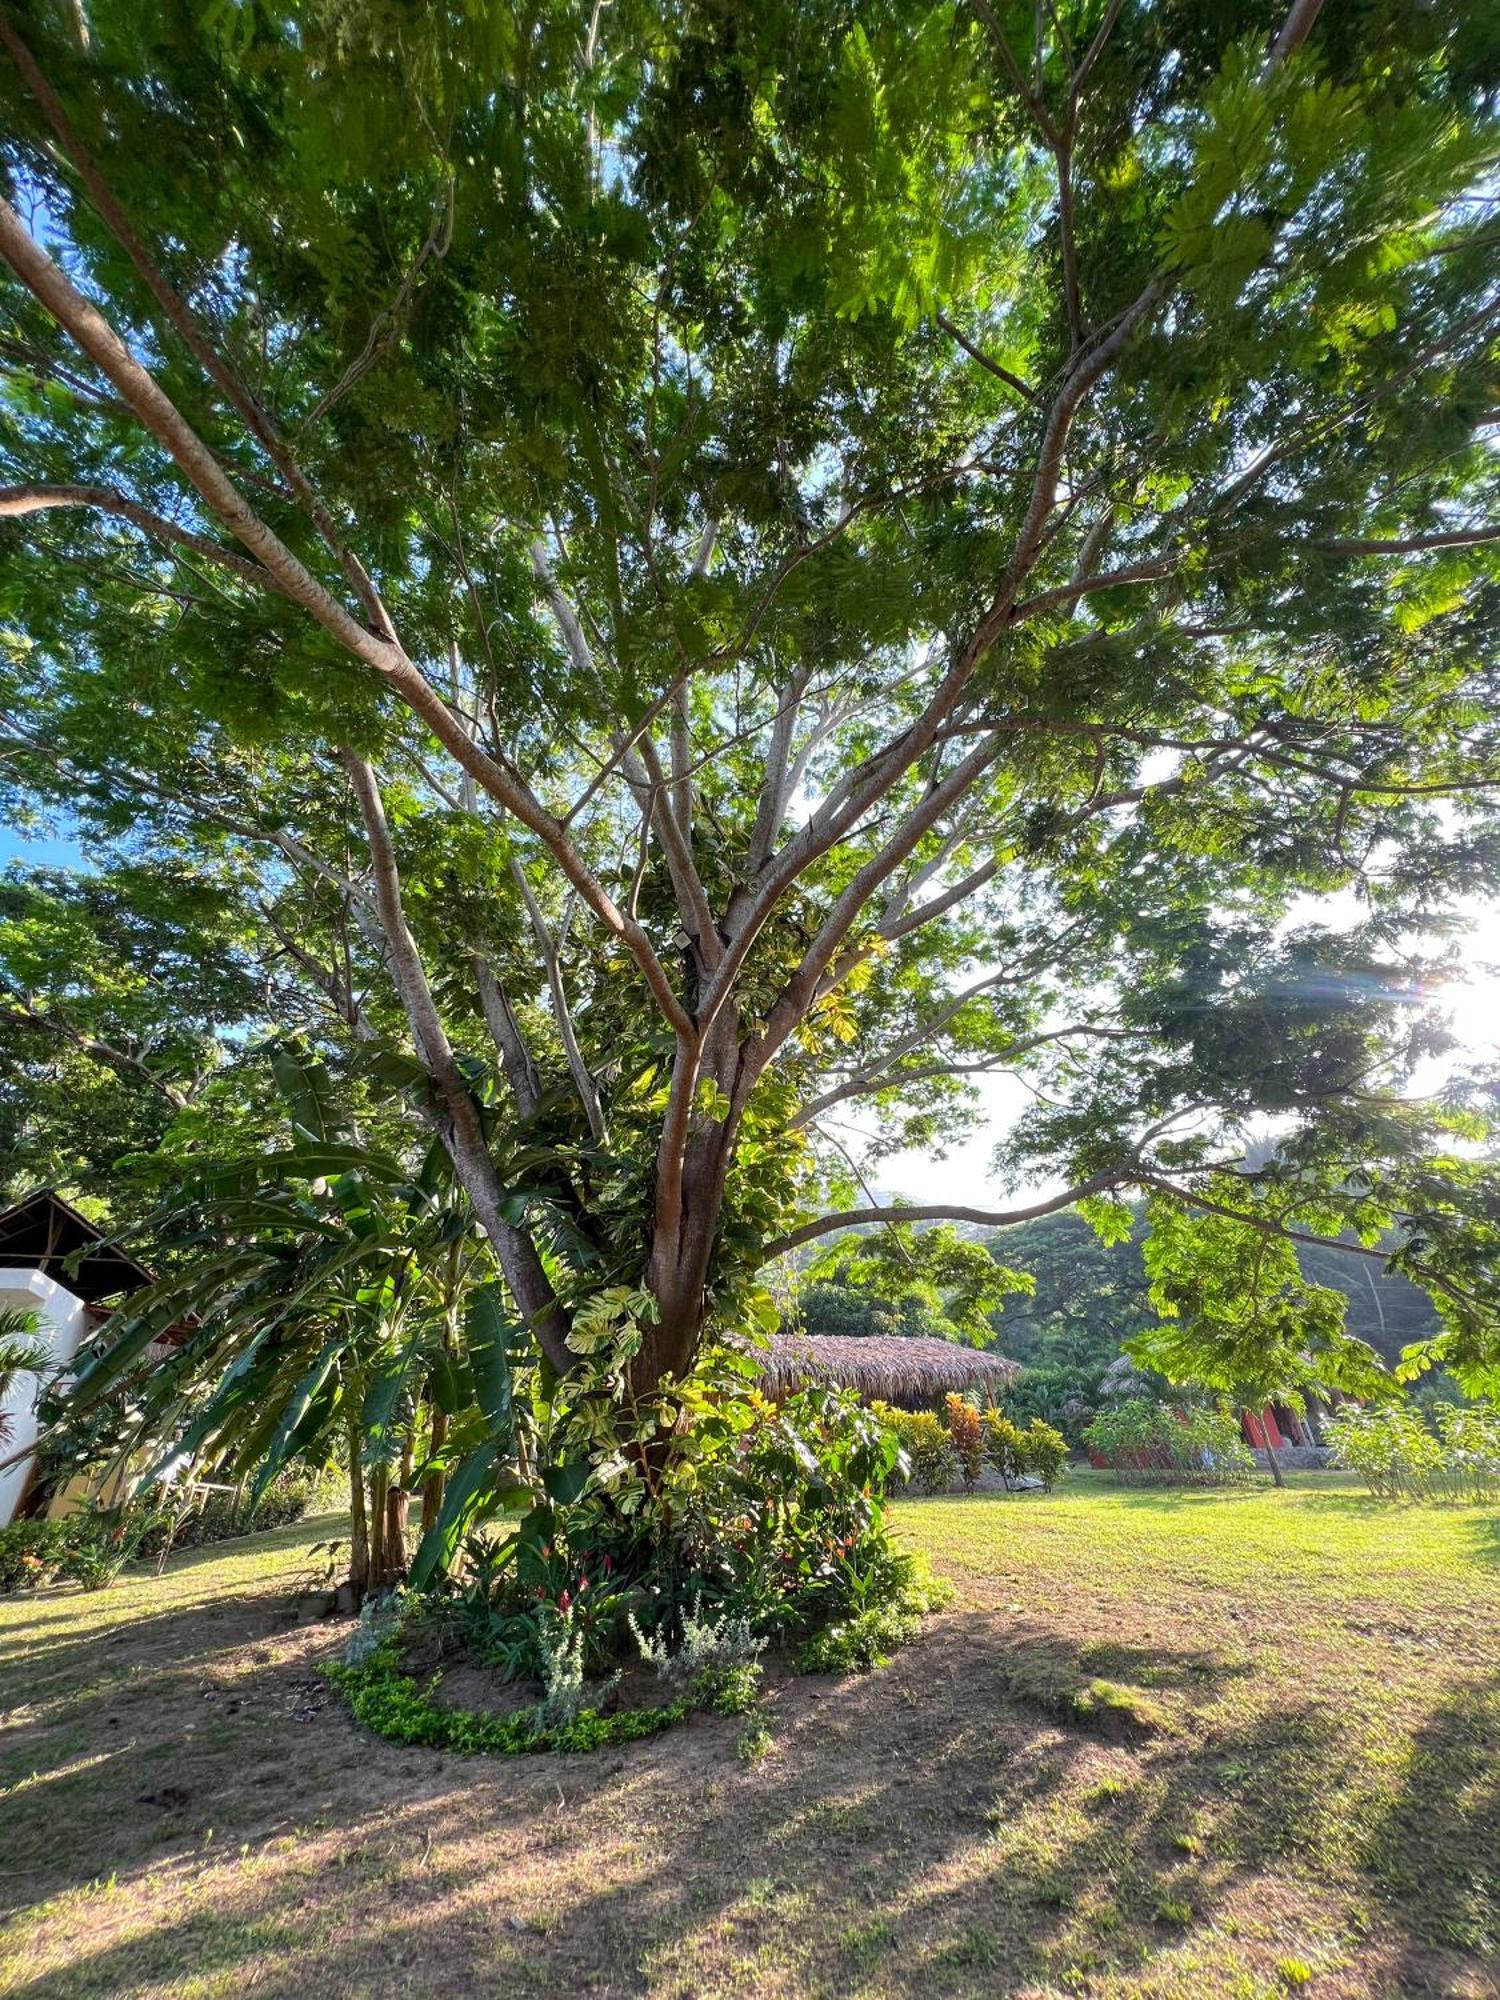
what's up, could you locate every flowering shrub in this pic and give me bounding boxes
[1083,1399,1254,1487]
[0,1519,69,1593]
[1328,1403,1500,1502]
[425,1383,917,1706]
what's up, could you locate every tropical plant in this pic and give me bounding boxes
[0,1308,48,1450]
[0,1516,67,1592]
[57,1052,491,1600]
[944,1394,985,1489]
[874,1405,957,1496]
[982,1409,1070,1490]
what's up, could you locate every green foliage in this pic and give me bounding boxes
[998,1363,1108,1446]
[134,1475,314,1559]
[417,1381,927,1704]
[980,1409,1068,1490]
[2,0,1499,1625]
[0,1517,68,1592]
[1131,1191,1396,1420]
[807,1229,1032,1348]
[791,1558,949,1675]
[1083,1399,1256,1488]
[1327,1402,1500,1503]
[325,1642,692,1757]
[985,1213,1159,1372]
[0,1497,189,1595]
[630,1596,765,1692]
[735,1715,776,1762]
[873,1403,957,1495]
[700,1661,764,1717]
[0,1308,48,1450]
[51,1500,166,1591]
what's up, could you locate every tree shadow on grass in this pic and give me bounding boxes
[6,1596,1495,2000]
[1461,1511,1500,1570]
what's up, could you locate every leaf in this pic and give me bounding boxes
[466,1282,514,1442]
[270,1048,350,1147]
[542,1458,591,1505]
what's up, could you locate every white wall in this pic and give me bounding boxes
[0,1270,87,1527]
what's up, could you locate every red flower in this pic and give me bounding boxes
[578,1576,590,1593]
[558,1589,572,1614]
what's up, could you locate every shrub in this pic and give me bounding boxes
[980,1409,1023,1486]
[792,1558,947,1674]
[873,1404,957,1495]
[136,1475,313,1558]
[1083,1400,1254,1487]
[1328,1403,1500,1503]
[420,1383,925,1715]
[0,1518,69,1593]
[944,1395,984,1490]
[1021,1418,1068,1491]
[0,1476,320,1596]
[631,1595,765,1691]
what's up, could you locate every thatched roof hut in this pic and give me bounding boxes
[763,1333,1019,1409]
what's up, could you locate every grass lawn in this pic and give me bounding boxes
[2,1474,1497,1998]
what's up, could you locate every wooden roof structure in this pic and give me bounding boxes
[0,1189,155,1304]
[764,1332,1019,1407]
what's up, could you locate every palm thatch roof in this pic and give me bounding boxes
[764,1333,1019,1407]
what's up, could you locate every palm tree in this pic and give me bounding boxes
[0,1307,50,1450]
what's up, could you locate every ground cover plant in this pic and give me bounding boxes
[1,1477,1496,1998]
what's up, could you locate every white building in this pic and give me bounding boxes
[0,1190,158,1525]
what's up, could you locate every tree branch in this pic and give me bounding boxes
[935,311,1037,402]
[763,1170,1124,1259]
[339,749,574,1372]
[0,16,391,631]
[0,483,274,588]
[0,196,692,1038]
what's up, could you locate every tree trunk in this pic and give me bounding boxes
[1264,1438,1285,1488]
[384,1433,413,1580]
[385,1480,409,1579]
[368,1462,388,1589]
[347,1408,370,1602]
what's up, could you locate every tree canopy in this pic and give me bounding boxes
[1,0,1498,1439]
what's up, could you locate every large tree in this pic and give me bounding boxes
[1,0,1499,1433]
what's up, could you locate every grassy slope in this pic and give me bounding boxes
[0,1477,1496,1999]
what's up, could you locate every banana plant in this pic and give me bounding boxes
[61,1051,496,1600]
